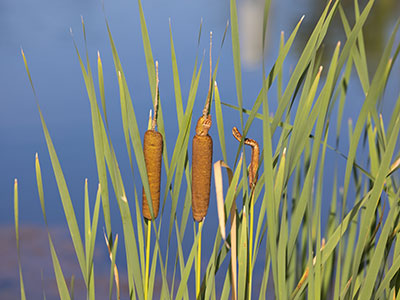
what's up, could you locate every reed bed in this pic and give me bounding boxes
[15,0,400,299]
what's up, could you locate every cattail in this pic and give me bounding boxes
[232,127,259,188]
[192,32,214,222]
[142,61,163,220]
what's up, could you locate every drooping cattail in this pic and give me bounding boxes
[192,32,214,222]
[142,61,163,220]
[232,127,259,188]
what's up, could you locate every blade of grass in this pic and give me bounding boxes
[359,199,397,298]
[104,233,120,300]
[349,115,400,296]
[22,49,87,284]
[230,0,244,129]
[35,153,71,300]
[14,179,26,300]
[71,35,112,240]
[137,0,169,172]
[237,207,248,299]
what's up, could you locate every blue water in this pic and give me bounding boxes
[1,0,399,298]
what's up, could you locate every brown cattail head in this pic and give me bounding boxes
[191,32,214,222]
[192,115,213,222]
[142,129,163,220]
[232,126,259,188]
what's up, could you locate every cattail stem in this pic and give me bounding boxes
[196,221,204,299]
[248,189,255,300]
[144,220,151,300]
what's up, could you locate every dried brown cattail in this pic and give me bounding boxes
[142,61,163,220]
[232,127,259,188]
[192,32,213,222]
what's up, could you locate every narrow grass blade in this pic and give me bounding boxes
[22,49,87,283]
[349,115,400,296]
[48,235,72,300]
[97,52,109,129]
[136,0,169,171]
[262,85,278,296]
[338,4,369,94]
[105,233,120,300]
[341,15,399,233]
[271,0,337,134]
[173,219,190,300]
[214,160,227,241]
[35,152,72,300]
[71,36,112,239]
[175,224,202,300]
[214,82,228,163]
[358,201,397,298]
[277,196,288,300]
[14,179,26,300]
[288,41,341,260]
[230,0,244,128]
[169,21,184,125]
[88,184,102,283]
[237,207,248,300]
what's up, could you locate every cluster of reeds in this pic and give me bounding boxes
[15,0,400,299]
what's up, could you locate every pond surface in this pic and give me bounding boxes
[1,0,399,298]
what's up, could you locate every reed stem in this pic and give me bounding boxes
[248,189,255,300]
[144,220,151,300]
[196,221,204,299]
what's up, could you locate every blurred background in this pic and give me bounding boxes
[1,0,399,298]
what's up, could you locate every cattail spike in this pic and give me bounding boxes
[152,61,159,130]
[203,32,213,118]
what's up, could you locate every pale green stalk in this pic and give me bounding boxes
[144,220,151,300]
[248,189,255,300]
[197,221,204,299]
